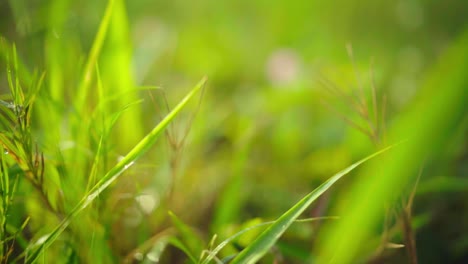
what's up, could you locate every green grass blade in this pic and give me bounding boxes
[0,37,32,84]
[102,0,143,149]
[168,237,198,264]
[200,217,337,264]
[67,0,116,200]
[86,135,103,192]
[44,0,70,101]
[211,141,250,233]
[0,147,10,252]
[75,0,114,111]
[24,77,206,264]
[169,211,205,259]
[229,144,397,264]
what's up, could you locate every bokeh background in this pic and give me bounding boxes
[0,0,467,263]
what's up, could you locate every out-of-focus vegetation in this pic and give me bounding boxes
[0,0,467,263]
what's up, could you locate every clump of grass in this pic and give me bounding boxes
[203,144,395,264]
[0,43,47,263]
[317,44,423,263]
[315,33,468,263]
[2,1,467,263]
[24,76,206,264]
[0,1,207,261]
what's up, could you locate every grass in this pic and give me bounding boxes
[225,144,397,264]
[1,1,468,263]
[24,76,207,264]
[316,30,468,263]
[1,2,207,261]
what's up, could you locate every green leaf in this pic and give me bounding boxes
[229,144,397,264]
[101,0,144,149]
[0,37,32,84]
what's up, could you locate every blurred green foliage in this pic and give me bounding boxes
[0,0,467,263]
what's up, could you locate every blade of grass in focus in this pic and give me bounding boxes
[201,217,338,264]
[24,77,207,264]
[229,144,397,264]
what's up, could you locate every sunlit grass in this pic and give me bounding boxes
[1,1,467,263]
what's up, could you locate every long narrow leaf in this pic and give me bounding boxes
[75,0,115,111]
[25,77,206,263]
[230,143,398,264]
[169,211,204,258]
[103,0,144,149]
[169,237,198,264]
[201,217,337,264]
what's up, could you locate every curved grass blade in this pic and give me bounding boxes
[200,217,337,264]
[168,237,198,264]
[24,77,206,264]
[169,211,205,258]
[75,0,115,110]
[229,143,398,264]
